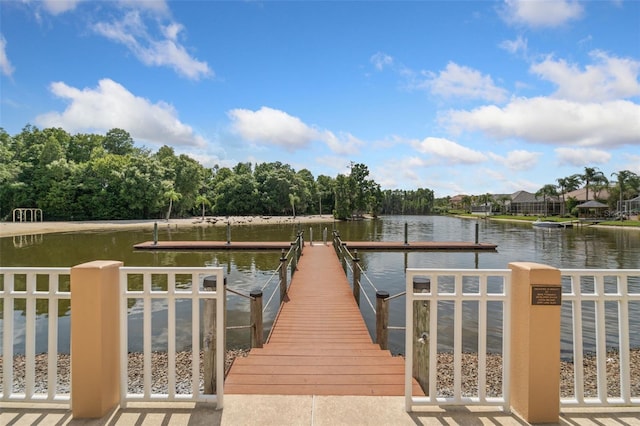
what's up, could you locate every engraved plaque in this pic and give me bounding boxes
[531,286,562,306]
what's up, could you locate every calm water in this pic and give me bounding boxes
[1,216,639,357]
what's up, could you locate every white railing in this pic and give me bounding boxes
[1,267,72,404]
[119,267,224,407]
[1,266,225,407]
[560,269,640,407]
[405,268,511,411]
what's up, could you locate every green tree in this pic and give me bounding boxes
[556,174,581,215]
[535,184,559,216]
[195,194,211,220]
[611,170,639,216]
[164,187,182,221]
[581,167,607,202]
[103,128,134,156]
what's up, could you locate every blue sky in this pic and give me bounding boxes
[1,0,639,197]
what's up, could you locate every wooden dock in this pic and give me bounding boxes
[134,240,496,251]
[133,241,292,250]
[224,243,423,395]
[342,241,497,251]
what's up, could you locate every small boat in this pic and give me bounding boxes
[532,219,573,229]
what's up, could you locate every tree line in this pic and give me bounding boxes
[0,126,435,221]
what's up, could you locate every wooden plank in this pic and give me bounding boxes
[224,244,423,396]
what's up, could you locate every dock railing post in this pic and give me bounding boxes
[412,277,430,395]
[508,262,561,423]
[153,222,158,245]
[290,242,297,276]
[404,222,408,245]
[376,290,389,350]
[250,290,263,348]
[475,222,479,244]
[279,249,287,301]
[352,249,361,306]
[204,275,226,395]
[70,260,122,419]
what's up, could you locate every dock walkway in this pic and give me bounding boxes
[225,243,421,395]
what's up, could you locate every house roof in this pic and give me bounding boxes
[565,187,610,201]
[577,200,608,208]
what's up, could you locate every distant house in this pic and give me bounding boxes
[564,187,610,202]
[508,190,562,216]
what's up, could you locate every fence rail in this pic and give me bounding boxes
[119,266,224,406]
[1,267,72,404]
[404,268,511,411]
[559,269,640,406]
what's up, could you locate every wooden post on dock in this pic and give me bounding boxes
[203,275,226,394]
[404,222,408,245]
[250,290,263,348]
[352,249,361,306]
[279,249,287,301]
[413,277,430,395]
[290,242,297,276]
[376,290,389,350]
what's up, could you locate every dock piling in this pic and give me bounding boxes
[376,290,389,350]
[203,275,226,394]
[250,290,263,348]
[412,277,430,395]
[352,249,361,306]
[279,250,287,302]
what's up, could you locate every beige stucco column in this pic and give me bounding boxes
[508,262,561,423]
[70,260,123,418]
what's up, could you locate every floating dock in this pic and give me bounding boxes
[134,240,497,251]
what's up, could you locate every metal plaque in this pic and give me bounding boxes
[531,286,562,306]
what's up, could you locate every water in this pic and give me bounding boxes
[1,216,639,357]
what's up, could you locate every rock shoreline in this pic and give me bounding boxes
[2,349,638,398]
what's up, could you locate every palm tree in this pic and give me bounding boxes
[611,170,639,217]
[581,167,606,202]
[556,174,581,215]
[164,188,182,222]
[536,184,559,217]
[195,195,211,220]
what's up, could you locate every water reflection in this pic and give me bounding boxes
[1,216,639,357]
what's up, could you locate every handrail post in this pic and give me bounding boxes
[508,262,561,423]
[70,260,122,419]
[413,277,430,395]
[250,290,263,348]
[204,275,226,395]
[352,249,361,306]
[376,290,389,350]
[279,249,287,302]
[290,242,297,275]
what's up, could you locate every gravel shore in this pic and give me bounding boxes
[2,349,638,398]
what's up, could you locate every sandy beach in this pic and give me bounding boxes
[0,215,336,238]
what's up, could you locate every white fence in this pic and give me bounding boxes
[404,268,511,411]
[560,269,640,406]
[1,267,72,404]
[1,266,225,407]
[405,268,640,411]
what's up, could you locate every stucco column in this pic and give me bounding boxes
[508,262,561,423]
[71,260,123,418]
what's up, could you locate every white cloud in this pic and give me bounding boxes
[499,35,528,55]
[0,34,15,76]
[412,137,488,164]
[531,51,640,102]
[118,0,169,14]
[371,52,394,71]
[489,149,542,171]
[41,0,83,15]
[93,11,211,80]
[500,0,584,28]
[228,106,364,155]
[35,78,206,147]
[555,147,611,166]
[419,62,508,103]
[444,97,640,148]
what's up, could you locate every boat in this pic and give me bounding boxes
[532,219,573,229]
